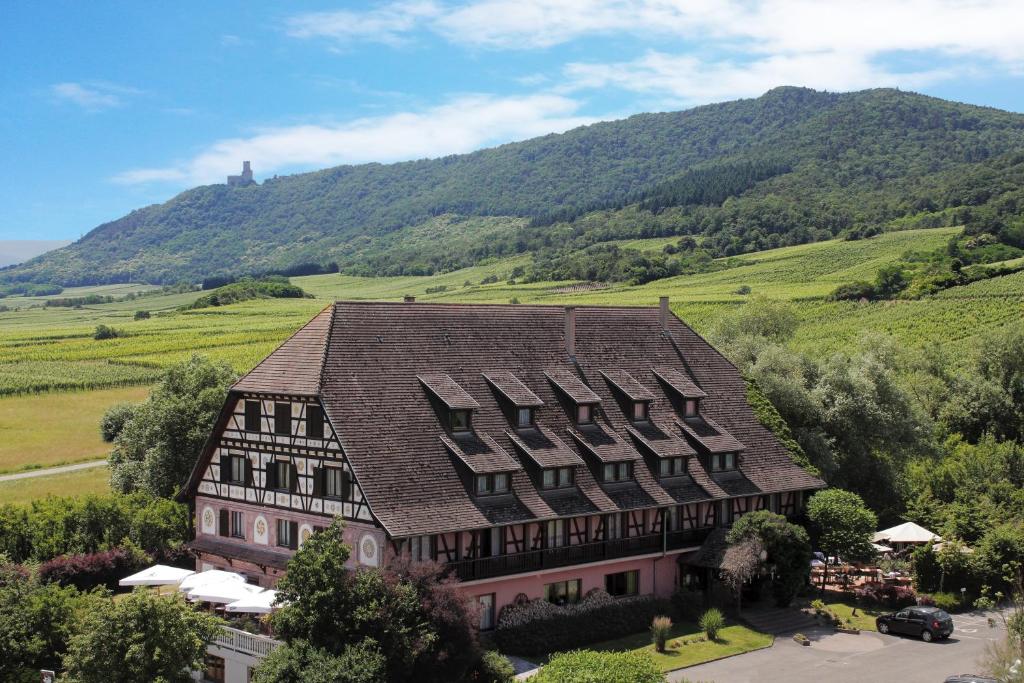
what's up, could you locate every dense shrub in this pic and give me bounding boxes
[853,584,917,609]
[533,650,665,683]
[100,403,137,442]
[181,276,311,310]
[252,639,386,683]
[133,310,151,320]
[671,588,704,620]
[493,591,674,656]
[698,608,725,641]
[468,651,515,683]
[93,324,120,340]
[39,545,149,591]
[917,592,961,612]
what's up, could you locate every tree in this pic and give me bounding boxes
[719,537,764,613]
[806,489,877,585]
[62,589,223,683]
[108,355,236,497]
[252,639,386,683]
[267,520,488,683]
[728,510,812,606]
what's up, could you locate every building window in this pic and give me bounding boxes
[659,457,686,477]
[324,467,346,499]
[229,455,246,484]
[277,519,297,549]
[451,410,471,432]
[605,569,639,597]
[516,407,533,428]
[410,535,434,562]
[230,511,245,539]
[544,579,581,605]
[632,402,648,421]
[306,404,324,439]
[244,400,260,432]
[478,594,496,631]
[546,519,566,548]
[269,460,292,491]
[711,453,736,472]
[474,473,510,495]
[542,467,574,489]
[204,654,225,683]
[602,462,632,483]
[576,404,593,425]
[605,513,622,540]
[274,402,291,436]
[684,399,699,417]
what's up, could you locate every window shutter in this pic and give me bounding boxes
[266,462,277,490]
[219,455,229,483]
[342,470,351,501]
[244,458,253,486]
[288,464,299,493]
[312,467,324,497]
[288,521,299,550]
[218,509,229,537]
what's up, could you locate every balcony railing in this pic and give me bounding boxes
[213,626,282,659]
[446,526,713,581]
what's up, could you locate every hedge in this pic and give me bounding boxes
[492,590,674,656]
[533,651,664,683]
[38,546,150,591]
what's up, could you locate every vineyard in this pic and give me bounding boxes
[0,225,1021,500]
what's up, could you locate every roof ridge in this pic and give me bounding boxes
[315,303,337,394]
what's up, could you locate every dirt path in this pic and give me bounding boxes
[0,459,107,482]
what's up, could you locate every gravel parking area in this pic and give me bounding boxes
[670,610,1009,683]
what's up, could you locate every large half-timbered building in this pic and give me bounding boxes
[182,299,823,627]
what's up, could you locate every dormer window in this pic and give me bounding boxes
[632,402,649,422]
[603,462,632,483]
[684,399,699,418]
[659,457,686,477]
[542,466,574,489]
[475,472,510,495]
[451,410,472,433]
[711,452,736,472]
[516,407,533,428]
[577,404,594,425]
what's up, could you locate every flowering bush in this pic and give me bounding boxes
[494,591,673,656]
[38,545,149,591]
[854,583,917,609]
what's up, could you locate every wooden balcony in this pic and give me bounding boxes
[446,527,713,582]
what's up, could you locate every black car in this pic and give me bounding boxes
[876,606,954,641]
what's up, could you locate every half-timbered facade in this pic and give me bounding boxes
[182,299,824,622]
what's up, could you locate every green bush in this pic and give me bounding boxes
[650,615,672,652]
[100,403,137,442]
[670,588,704,621]
[493,594,674,657]
[471,650,515,683]
[929,592,962,612]
[533,650,665,683]
[93,324,119,340]
[698,608,725,641]
[133,310,151,320]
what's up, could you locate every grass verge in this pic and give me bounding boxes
[824,600,884,631]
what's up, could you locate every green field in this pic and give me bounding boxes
[0,226,1020,501]
[0,465,111,505]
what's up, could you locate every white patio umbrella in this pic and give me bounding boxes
[177,569,246,594]
[224,590,281,614]
[119,564,195,587]
[872,543,894,553]
[188,581,265,605]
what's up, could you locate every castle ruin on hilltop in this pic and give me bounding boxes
[227,161,255,187]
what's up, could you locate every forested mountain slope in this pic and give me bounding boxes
[6,87,1024,285]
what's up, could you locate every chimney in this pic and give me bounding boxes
[403,295,416,303]
[659,296,669,330]
[564,306,576,358]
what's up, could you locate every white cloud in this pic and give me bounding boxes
[50,82,137,111]
[112,94,595,186]
[285,1,441,47]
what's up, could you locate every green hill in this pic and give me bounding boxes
[5,87,1024,286]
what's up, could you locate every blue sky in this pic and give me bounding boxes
[4,0,1024,241]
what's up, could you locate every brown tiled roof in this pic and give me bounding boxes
[625,420,696,459]
[600,369,656,402]
[568,425,640,464]
[653,366,707,399]
[677,415,745,454]
[507,425,585,468]
[419,373,480,409]
[440,432,522,474]
[484,371,544,407]
[212,301,823,537]
[545,369,601,404]
[232,305,333,395]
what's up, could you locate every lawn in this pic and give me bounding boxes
[0,385,150,473]
[0,465,110,505]
[825,600,884,632]
[588,621,773,673]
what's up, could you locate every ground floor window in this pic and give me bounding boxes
[605,569,639,597]
[544,578,581,605]
[478,593,495,631]
[204,654,225,683]
[230,510,245,539]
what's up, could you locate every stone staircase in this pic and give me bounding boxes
[740,607,820,635]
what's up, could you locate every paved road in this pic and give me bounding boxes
[671,611,1008,683]
[0,459,107,482]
